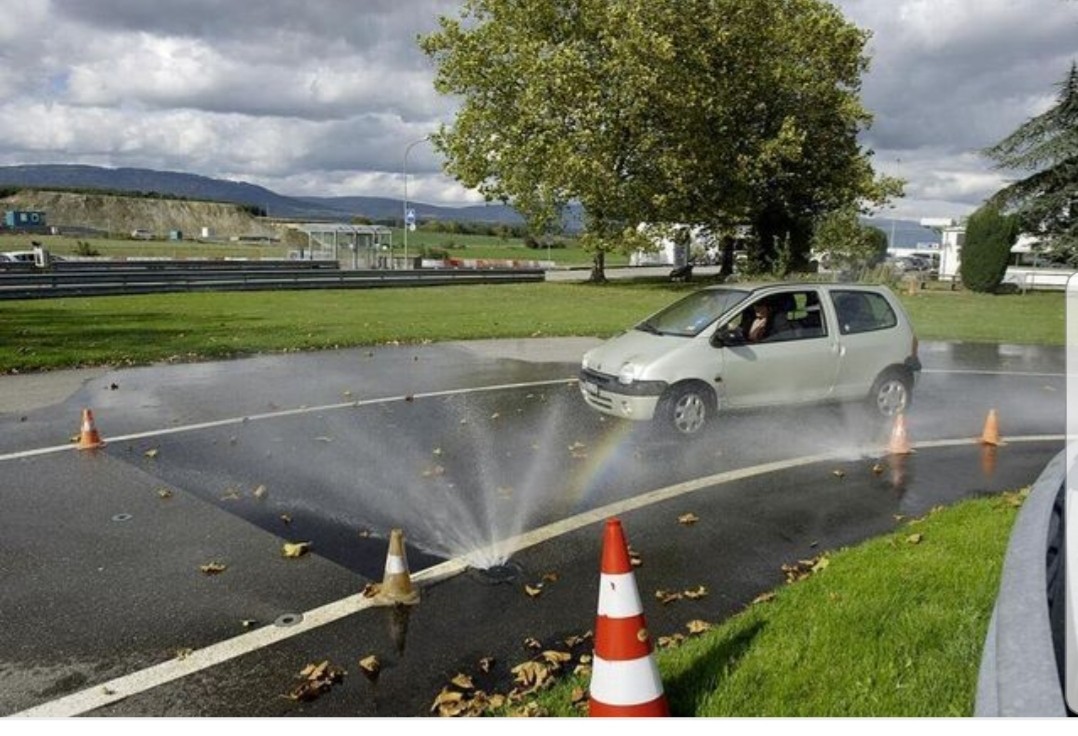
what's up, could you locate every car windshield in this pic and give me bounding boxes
[636,288,750,337]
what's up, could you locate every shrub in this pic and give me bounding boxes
[959,204,1020,293]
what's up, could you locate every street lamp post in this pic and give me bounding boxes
[402,135,430,269]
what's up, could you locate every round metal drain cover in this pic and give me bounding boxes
[468,560,524,585]
[274,613,303,628]
[111,513,133,522]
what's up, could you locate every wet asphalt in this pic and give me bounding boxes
[0,337,1066,717]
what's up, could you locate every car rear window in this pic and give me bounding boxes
[831,290,897,335]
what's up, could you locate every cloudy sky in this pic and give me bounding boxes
[1,0,1075,221]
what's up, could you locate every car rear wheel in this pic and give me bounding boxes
[659,383,714,436]
[870,369,911,417]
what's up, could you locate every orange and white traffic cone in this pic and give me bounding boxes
[76,408,106,450]
[589,518,669,717]
[980,409,1003,446]
[887,412,912,456]
[369,528,419,607]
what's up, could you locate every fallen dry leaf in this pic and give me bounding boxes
[241,619,258,629]
[490,412,500,420]
[282,541,311,558]
[627,546,643,567]
[832,468,845,478]
[450,673,474,690]
[361,582,379,598]
[144,448,159,459]
[683,585,708,600]
[752,591,776,605]
[522,637,542,651]
[906,533,923,545]
[655,589,683,605]
[279,514,292,524]
[686,620,712,635]
[677,512,700,525]
[540,650,572,667]
[872,463,885,475]
[220,488,240,501]
[358,655,381,681]
[657,634,685,649]
[478,656,495,674]
[156,488,173,499]
[252,485,267,499]
[284,660,345,702]
[511,660,551,691]
[174,648,193,660]
[524,584,543,598]
[199,562,227,575]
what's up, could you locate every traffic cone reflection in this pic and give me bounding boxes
[589,518,669,717]
[76,408,106,450]
[981,444,998,477]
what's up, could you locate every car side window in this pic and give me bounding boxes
[831,291,897,335]
[733,290,827,344]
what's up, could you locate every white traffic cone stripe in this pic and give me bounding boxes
[384,555,408,575]
[597,572,643,618]
[589,654,665,705]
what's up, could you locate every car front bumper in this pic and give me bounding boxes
[578,369,666,422]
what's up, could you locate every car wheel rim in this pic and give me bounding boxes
[673,394,706,434]
[876,380,908,416]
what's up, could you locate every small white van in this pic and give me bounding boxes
[579,282,921,436]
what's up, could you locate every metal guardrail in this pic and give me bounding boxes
[0,262,546,299]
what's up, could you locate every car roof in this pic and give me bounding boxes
[703,281,894,295]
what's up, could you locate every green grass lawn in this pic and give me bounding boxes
[0,281,1065,373]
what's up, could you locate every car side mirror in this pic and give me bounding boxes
[712,328,746,348]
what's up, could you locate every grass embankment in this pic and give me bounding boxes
[0,281,1064,374]
[521,490,1026,717]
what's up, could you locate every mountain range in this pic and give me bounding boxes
[0,164,525,225]
[0,164,940,247]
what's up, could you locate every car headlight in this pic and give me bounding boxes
[617,363,638,385]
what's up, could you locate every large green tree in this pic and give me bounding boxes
[984,63,1078,266]
[420,0,897,282]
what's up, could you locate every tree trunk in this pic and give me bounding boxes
[589,250,607,283]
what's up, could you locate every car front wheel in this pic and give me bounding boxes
[870,370,911,417]
[659,383,713,436]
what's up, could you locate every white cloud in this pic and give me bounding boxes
[0,0,1074,216]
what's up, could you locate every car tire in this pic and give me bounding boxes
[869,369,911,418]
[658,382,714,437]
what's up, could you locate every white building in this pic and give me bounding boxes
[919,217,1074,290]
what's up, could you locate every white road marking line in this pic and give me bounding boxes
[0,378,578,463]
[10,433,1066,717]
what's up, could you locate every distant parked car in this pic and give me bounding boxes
[0,250,37,263]
[579,282,921,436]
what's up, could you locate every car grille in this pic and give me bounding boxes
[579,368,616,410]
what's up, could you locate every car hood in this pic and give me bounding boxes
[582,328,689,375]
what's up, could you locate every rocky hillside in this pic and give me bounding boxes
[1,190,277,239]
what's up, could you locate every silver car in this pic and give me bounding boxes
[579,283,921,436]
